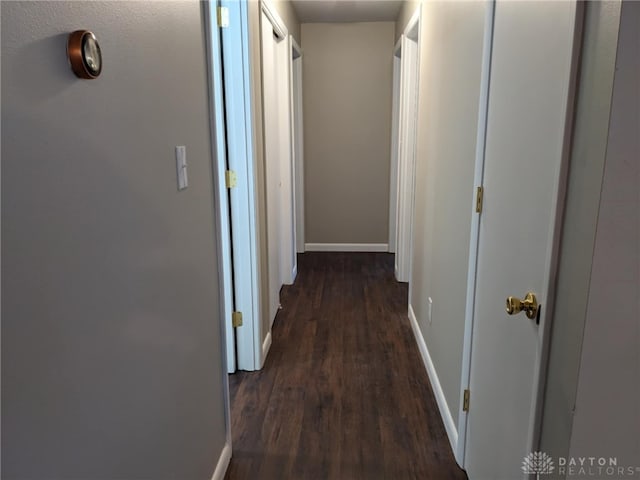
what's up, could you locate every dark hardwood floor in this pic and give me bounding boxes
[225,252,468,480]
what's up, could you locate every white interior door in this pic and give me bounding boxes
[261,12,282,324]
[464,1,580,478]
[208,1,235,373]
[395,31,419,283]
[261,6,295,326]
[219,0,262,372]
[278,36,295,286]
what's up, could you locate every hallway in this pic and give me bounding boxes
[225,253,467,479]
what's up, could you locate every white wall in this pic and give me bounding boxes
[1,2,228,478]
[568,0,639,466]
[404,1,487,427]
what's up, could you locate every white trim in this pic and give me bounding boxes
[204,0,235,375]
[291,37,305,254]
[291,36,302,57]
[408,304,459,459]
[261,330,273,368]
[395,5,421,283]
[261,0,288,40]
[221,0,262,372]
[457,0,495,466]
[304,243,389,252]
[210,441,232,480]
[292,263,298,283]
[202,0,232,450]
[388,53,401,254]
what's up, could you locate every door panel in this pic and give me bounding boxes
[465,1,579,478]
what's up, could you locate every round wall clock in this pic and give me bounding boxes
[67,30,102,79]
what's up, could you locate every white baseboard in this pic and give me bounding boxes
[304,243,389,252]
[408,304,459,455]
[211,441,231,480]
[261,330,272,368]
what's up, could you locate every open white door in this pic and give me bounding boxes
[463,1,581,478]
[207,1,235,373]
[261,1,296,326]
[218,0,262,371]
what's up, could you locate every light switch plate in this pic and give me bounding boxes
[428,297,433,324]
[176,146,188,190]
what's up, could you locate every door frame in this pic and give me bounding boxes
[290,36,305,254]
[202,0,233,466]
[455,0,495,465]
[394,7,421,283]
[388,39,401,254]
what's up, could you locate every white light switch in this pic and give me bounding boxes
[428,297,433,324]
[176,146,188,190]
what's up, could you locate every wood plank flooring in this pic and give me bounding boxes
[225,252,468,480]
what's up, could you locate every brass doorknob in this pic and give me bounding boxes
[506,292,539,320]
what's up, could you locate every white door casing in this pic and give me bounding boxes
[388,42,401,254]
[463,2,581,478]
[395,10,420,283]
[291,37,305,255]
[207,2,235,373]
[220,0,262,371]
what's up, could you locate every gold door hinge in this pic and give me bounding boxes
[225,170,237,188]
[475,186,484,213]
[232,311,243,328]
[217,6,229,28]
[463,389,470,412]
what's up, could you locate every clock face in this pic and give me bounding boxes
[82,33,102,76]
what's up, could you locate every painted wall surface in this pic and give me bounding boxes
[568,0,639,467]
[1,2,227,478]
[302,22,394,244]
[539,0,622,467]
[404,1,486,427]
[247,0,300,351]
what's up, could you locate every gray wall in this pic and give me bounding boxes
[539,0,622,467]
[568,0,639,467]
[402,1,487,427]
[302,22,395,245]
[1,2,227,479]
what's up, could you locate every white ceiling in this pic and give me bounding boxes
[291,0,403,23]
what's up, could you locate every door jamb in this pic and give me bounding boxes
[220,0,263,371]
[388,38,402,254]
[456,0,495,466]
[202,0,232,455]
[291,36,305,254]
[395,7,421,284]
